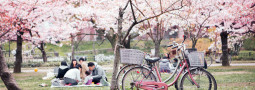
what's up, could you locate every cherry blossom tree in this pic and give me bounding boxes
[82,0,187,89]
[0,0,84,88]
[0,18,21,90]
[209,0,255,66]
[0,1,23,89]
[0,0,37,73]
[30,0,88,62]
[2,0,86,63]
[175,0,222,49]
[140,15,172,57]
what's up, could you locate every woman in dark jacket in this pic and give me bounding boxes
[56,61,69,79]
[70,59,78,69]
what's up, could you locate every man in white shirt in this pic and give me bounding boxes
[63,67,81,85]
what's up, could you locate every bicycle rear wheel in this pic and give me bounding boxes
[121,67,157,90]
[228,55,232,64]
[219,55,232,64]
[180,68,217,90]
[116,64,136,90]
[205,55,213,67]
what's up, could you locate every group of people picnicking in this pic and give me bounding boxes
[55,58,110,86]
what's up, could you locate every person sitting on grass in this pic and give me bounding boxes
[83,71,93,85]
[63,66,81,86]
[56,61,69,79]
[88,62,110,86]
[70,59,78,69]
[78,58,88,80]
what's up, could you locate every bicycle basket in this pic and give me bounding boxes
[120,49,144,65]
[187,51,204,67]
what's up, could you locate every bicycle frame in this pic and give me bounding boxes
[135,59,200,90]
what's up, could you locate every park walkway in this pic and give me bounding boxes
[210,63,255,66]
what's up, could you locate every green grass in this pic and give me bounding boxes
[207,66,255,89]
[1,66,255,90]
[0,68,113,90]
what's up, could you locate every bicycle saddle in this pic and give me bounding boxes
[145,57,161,63]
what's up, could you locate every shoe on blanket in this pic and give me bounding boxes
[96,83,103,86]
[65,83,72,86]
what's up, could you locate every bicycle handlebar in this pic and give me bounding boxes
[165,35,187,49]
[172,46,178,49]
[167,44,174,47]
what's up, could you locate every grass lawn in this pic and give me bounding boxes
[208,66,255,90]
[1,66,255,90]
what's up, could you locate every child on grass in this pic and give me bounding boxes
[83,71,93,85]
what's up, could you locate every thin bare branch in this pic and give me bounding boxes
[137,13,162,24]
[0,29,11,38]
[147,32,155,41]
[200,12,211,27]
[130,33,140,39]
[132,4,146,16]
[122,22,136,43]
[74,34,87,50]
[164,0,184,12]
[123,0,185,43]
[195,11,211,39]
[137,0,184,24]
[129,0,137,23]
[144,0,156,15]
[160,0,163,13]
[123,0,130,10]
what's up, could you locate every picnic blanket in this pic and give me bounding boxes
[50,78,106,88]
[51,84,103,88]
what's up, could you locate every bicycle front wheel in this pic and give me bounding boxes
[180,68,217,90]
[121,67,157,90]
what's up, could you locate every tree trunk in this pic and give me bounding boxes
[220,31,230,66]
[105,33,117,50]
[71,35,75,60]
[14,34,22,73]
[93,41,96,61]
[0,45,21,90]
[154,40,161,57]
[107,38,116,50]
[191,38,197,49]
[110,45,121,90]
[109,41,116,50]
[9,40,11,57]
[123,36,131,49]
[110,8,124,90]
[39,42,47,62]
[154,40,161,76]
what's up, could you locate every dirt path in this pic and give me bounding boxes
[211,63,255,66]
[212,71,251,75]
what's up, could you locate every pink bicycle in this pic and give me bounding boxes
[121,36,217,90]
